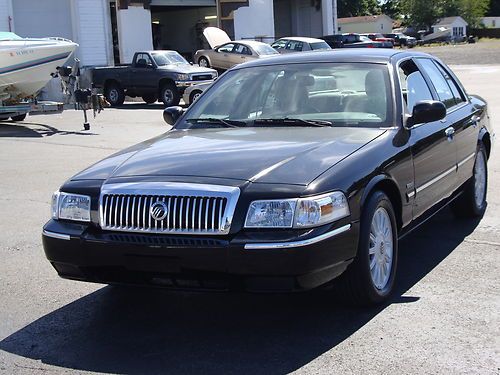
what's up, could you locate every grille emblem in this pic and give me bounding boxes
[150,201,168,221]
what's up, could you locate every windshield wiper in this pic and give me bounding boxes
[186,118,246,128]
[254,118,334,127]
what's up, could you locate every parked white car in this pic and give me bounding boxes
[183,81,212,106]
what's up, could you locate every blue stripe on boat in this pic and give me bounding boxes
[0,52,71,75]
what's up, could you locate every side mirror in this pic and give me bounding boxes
[147,63,154,69]
[408,100,446,127]
[163,106,184,125]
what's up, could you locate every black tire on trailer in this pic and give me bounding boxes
[105,82,125,106]
[142,94,157,104]
[11,114,27,122]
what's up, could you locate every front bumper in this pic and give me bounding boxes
[42,219,358,292]
[175,79,214,89]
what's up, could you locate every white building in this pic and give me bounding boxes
[432,16,468,37]
[0,0,337,99]
[337,15,393,34]
[481,17,500,28]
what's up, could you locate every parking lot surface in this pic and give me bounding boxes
[0,63,499,374]
[416,40,500,65]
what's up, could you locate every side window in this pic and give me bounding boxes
[399,59,433,113]
[135,53,152,67]
[272,40,287,50]
[286,40,303,51]
[434,61,466,105]
[418,58,456,109]
[233,44,250,55]
[217,43,235,53]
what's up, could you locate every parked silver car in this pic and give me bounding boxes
[194,27,279,70]
[271,37,331,54]
[182,81,212,106]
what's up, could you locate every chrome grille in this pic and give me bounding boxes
[99,182,240,235]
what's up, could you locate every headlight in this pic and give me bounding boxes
[51,191,91,222]
[177,73,190,81]
[244,192,349,229]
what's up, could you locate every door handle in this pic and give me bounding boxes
[445,127,455,139]
[468,115,480,128]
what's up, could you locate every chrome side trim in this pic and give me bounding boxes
[42,229,71,241]
[244,224,352,250]
[416,165,456,194]
[457,152,476,169]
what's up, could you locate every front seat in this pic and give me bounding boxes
[344,70,386,119]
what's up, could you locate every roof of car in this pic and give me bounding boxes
[234,40,271,47]
[234,49,434,68]
[276,37,327,43]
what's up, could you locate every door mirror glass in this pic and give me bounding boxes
[163,106,184,125]
[408,100,446,127]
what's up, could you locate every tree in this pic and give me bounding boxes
[400,0,442,29]
[487,0,500,16]
[459,0,490,27]
[337,0,381,18]
[380,0,401,19]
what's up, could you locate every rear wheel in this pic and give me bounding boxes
[142,94,157,104]
[189,90,203,104]
[451,144,488,218]
[105,83,125,106]
[10,114,27,122]
[336,191,398,306]
[198,57,210,68]
[160,82,180,107]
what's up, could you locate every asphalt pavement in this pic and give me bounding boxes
[0,64,498,374]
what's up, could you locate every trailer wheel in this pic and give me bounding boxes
[105,83,125,106]
[142,94,157,104]
[11,114,27,122]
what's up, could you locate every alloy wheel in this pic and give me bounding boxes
[474,151,487,208]
[369,207,394,290]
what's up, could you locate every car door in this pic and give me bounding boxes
[130,53,157,93]
[427,59,480,187]
[399,59,458,219]
[212,43,235,69]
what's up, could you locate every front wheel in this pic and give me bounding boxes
[198,57,210,68]
[160,82,180,107]
[189,90,202,105]
[336,191,398,306]
[451,144,488,218]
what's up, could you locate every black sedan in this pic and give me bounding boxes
[43,49,493,306]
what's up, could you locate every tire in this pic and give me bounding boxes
[142,94,157,104]
[105,83,125,106]
[198,57,210,68]
[189,90,203,105]
[336,191,398,306]
[10,113,27,122]
[160,82,180,107]
[451,144,488,218]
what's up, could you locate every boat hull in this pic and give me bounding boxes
[0,39,77,100]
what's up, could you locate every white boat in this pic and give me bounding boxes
[0,31,77,102]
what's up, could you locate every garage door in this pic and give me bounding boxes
[13,0,73,39]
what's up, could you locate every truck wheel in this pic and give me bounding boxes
[335,191,398,306]
[105,83,125,106]
[198,57,210,68]
[160,82,180,107]
[11,114,27,122]
[189,90,203,105]
[142,94,157,104]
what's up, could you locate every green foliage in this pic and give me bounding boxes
[337,0,381,18]
[399,0,490,29]
[487,0,500,16]
[380,0,401,19]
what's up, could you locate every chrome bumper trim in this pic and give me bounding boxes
[244,224,352,250]
[42,229,71,241]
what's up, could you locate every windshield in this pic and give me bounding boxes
[176,62,393,129]
[151,51,188,66]
[253,44,279,56]
[310,41,331,50]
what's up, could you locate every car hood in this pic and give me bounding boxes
[203,27,231,49]
[72,127,386,185]
[159,64,216,75]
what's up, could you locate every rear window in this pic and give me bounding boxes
[310,41,330,50]
[253,44,279,56]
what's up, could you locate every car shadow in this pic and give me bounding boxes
[115,103,166,110]
[0,209,481,374]
[0,121,97,138]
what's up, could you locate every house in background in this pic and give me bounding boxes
[337,15,393,34]
[432,16,468,38]
[481,17,500,28]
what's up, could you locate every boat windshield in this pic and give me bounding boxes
[0,32,22,41]
[151,51,189,66]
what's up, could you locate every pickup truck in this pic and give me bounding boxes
[92,51,217,106]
